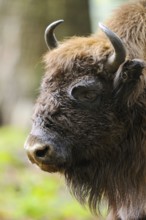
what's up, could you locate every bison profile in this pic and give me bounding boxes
[25,1,146,219]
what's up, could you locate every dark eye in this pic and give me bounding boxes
[71,85,100,102]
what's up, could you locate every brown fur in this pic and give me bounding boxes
[25,1,146,220]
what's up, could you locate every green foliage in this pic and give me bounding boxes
[0,126,98,220]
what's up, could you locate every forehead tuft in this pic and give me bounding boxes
[43,35,111,78]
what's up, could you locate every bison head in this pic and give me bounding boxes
[25,21,146,212]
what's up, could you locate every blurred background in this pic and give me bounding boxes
[0,0,126,219]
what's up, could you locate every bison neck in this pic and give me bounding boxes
[65,106,146,219]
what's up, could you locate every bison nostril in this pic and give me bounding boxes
[35,146,50,158]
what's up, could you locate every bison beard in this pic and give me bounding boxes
[25,0,146,219]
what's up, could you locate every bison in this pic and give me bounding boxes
[25,1,146,219]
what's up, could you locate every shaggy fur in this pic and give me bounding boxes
[25,1,146,219]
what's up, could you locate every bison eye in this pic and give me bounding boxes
[71,85,100,102]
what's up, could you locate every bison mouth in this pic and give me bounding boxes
[27,148,91,174]
[25,132,92,173]
[26,148,66,173]
[29,155,66,173]
[37,163,62,173]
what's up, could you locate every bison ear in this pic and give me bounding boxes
[44,20,64,50]
[113,59,146,106]
[99,23,126,73]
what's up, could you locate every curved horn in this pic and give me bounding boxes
[99,23,126,72]
[44,19,64,50]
